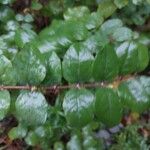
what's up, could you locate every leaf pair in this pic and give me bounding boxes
[63,76,150,128]
[63,42,149,83]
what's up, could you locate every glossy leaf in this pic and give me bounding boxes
[43,51,62,85]
[112,27,133,42]
[101,19,123,35]
[83,31,109,54]
[15,91,48,126]
[62,43,94,83]
[15,29,37,48]
[95,88,122,127]
[13,46,46,85]
[63,89,95,128]
[93,45,119,81]
[118,76,150,113]
[115,41,149,75]
[0,90,10,120]
[85,12,104,30]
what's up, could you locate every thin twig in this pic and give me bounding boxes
[0,75,135,92]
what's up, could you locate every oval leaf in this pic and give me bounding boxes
[93,45,119,81]
[15,91,48,126]
[95,88,122,127]
[63,89,95,128]
[13,46,46,85]
[62,43,94,83]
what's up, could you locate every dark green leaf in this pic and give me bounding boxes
[93,45,119,81]
[95,88,122,127]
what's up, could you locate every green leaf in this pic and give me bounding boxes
[0,90,10,120]
[5,20,19,31]
[63,89,95,128]
[13,46,46,85]
[115,41,149,75]
[135,44,149,72]
[0,6,15,22]
[85,12,104,30]
[43,51,62,85]
[101,19,123,35]
[112,27,133,42]
[8,124,27,140]
[93,44,119,81]
[31,0,43,10]
[95,88,122,127]
[64,6,90,20]
[15,29,37,48]
[83,31,109,54]
[0,55,16,85]
[63,20,89,41]
[24,14,34,23]
[67,134,82,150]
[15,91,48,126]
[98,0,117,18]
[54,142,65,150]
[114,0,129,8]
[25,131,39,146]
[62,43,94,83]
[118,76,150,113]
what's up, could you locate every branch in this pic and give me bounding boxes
[0,75,135,92]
